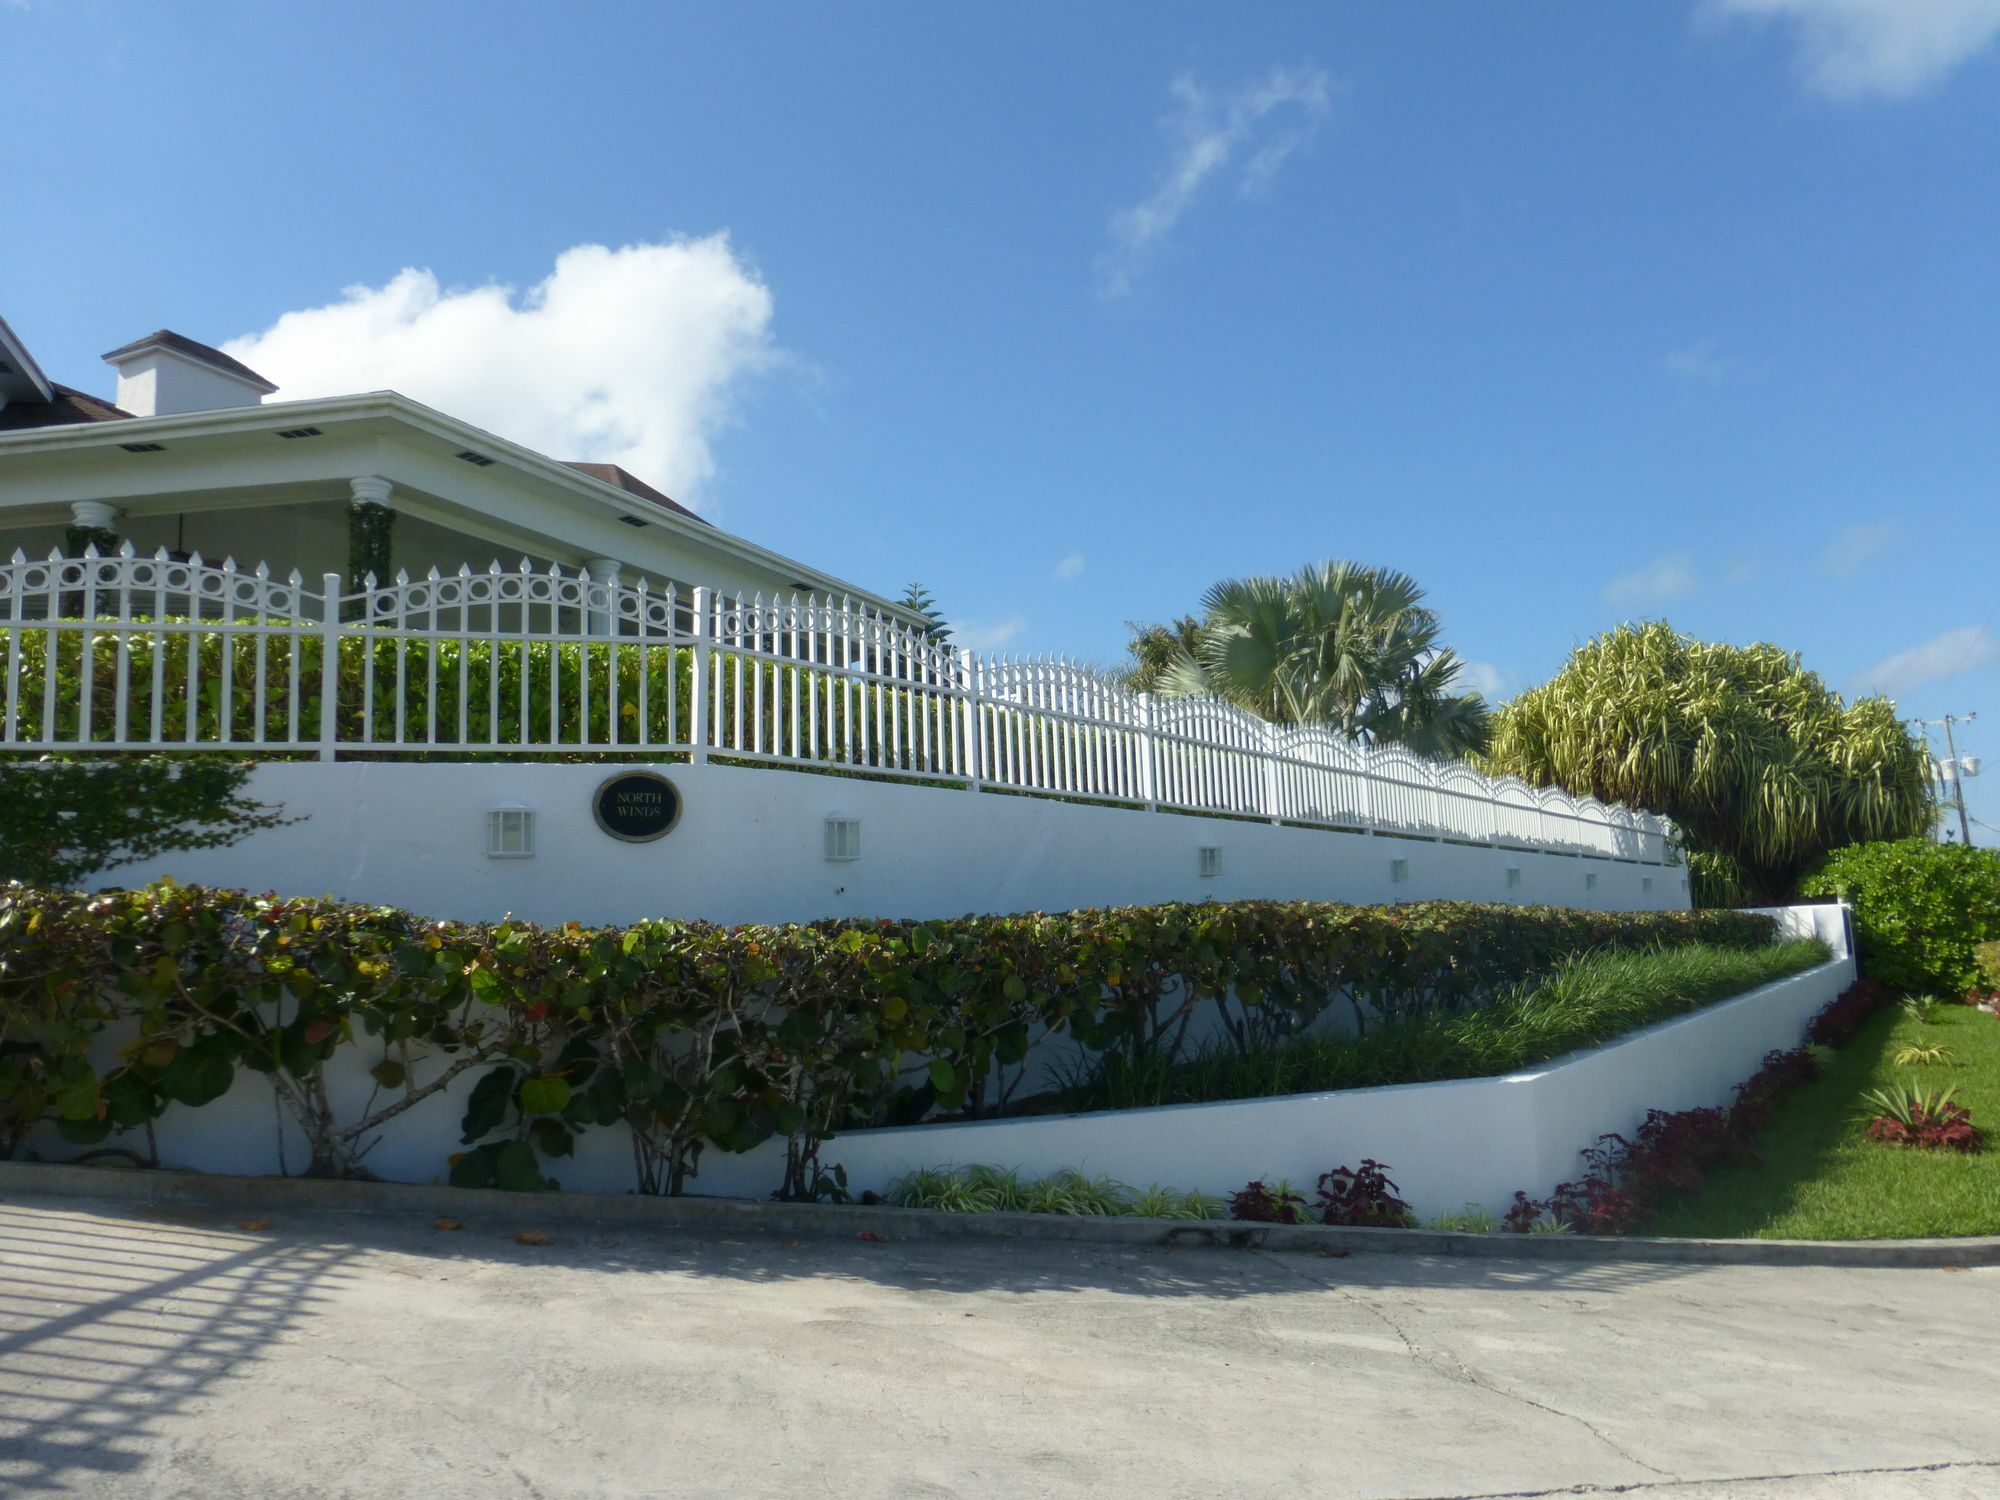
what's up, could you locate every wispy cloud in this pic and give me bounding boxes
[1664,338,1730,384]
[223,237,777,508]
[954,614,1028,653]
[1098,65,1332,300]
[1603,553,1700,611]
[1707,0,2000,99]
[1459,660,1507,701]
[1054,552,1086,582]
[1853,625,2000,698]
[1820,521,1895,576]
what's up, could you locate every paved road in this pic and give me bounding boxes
[1,1194,1995,1499]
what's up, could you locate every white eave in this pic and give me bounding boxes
[0,388,912,619]
[0,314,55,407]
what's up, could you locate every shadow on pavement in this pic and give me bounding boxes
[0,1205,360,1494]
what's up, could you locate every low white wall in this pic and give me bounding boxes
[688,945,1857,1217]
[97,760,1690,925]
[38,910,1851,1222]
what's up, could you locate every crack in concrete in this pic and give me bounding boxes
[1254,1250,1677,1483]
[1400,1457,2000,1499]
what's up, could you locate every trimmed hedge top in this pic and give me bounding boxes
[0,882,1776,1198]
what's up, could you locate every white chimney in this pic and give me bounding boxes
[101,330,277,418]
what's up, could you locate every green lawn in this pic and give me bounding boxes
[1650,1002,2000,1240]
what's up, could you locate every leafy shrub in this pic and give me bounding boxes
[1227,1180,1308,1224]
[1974,941,2000,993]
[0,881,1784,1187]
[1800,840,2000,995]
[1901,996,1945,1025]
[1314,1160,1416,1228]
[1860,1084,1983,1152]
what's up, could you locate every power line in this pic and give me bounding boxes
[1914,712,1978,846]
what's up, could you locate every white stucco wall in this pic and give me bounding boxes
[97,759,1692,925]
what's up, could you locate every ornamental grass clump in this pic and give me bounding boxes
[885,1166,1220,1219]
[1860,1084,1982,1153]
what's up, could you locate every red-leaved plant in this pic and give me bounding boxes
[1228,1179,1307,1224]
[1314,1160,1416,1228]
[1807,977,1893,1048]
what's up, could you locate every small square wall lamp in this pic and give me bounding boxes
[1505,866,1522,889]
[1198,845,1222,878]
[824,816,862,862]
[486,806,535,858]
[1390,858,1410,884]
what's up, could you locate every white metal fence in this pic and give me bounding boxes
[1,547,1679,863]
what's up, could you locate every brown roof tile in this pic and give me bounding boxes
[0,383,134,432]
[99,329,278,393]
[561,461,710,526]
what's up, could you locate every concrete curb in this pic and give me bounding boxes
[6,1160,1998,1267]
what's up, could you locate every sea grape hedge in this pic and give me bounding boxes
[0,881,1777,1198]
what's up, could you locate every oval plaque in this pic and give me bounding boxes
[592,770,682,843]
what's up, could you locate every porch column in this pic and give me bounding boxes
[62,501,122,615]
[585,556,623,636]
[347,476,395,585]
[65,500,121,557]
[346,477,394,621]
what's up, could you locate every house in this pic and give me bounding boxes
[0,311,908,618]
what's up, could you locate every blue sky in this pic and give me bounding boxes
[5,1,1997,837]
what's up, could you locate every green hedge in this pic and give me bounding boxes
[1800,838,2000,995]
[0,882,1777,1197]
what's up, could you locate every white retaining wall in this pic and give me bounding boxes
[94,760,1690,925]
[38,907,1850,1222]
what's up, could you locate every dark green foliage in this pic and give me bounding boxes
[347,501,395,588]
[1800,839,2000,995]
[0,757,292,887]
[0,882,1780,1193]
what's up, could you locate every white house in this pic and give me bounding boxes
[0,311,910,618]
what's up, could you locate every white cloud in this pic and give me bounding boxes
[1602,553,1700,611]
[1853,625,2000,697]
[1098,66,1332,299]
[1819,521,1895,575]
[1664,338,1730,384]
[954,614,1028,653]
[1459,660,1507,701]
[1708,0,2000,99]
[223,237,776,508]
[1054,552,1086,581]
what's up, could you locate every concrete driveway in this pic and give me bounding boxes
[0,1194,1994,1499]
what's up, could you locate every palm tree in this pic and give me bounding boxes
[1145,561,1492,756]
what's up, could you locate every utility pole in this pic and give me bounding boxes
[1916,713,1978,845]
